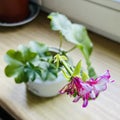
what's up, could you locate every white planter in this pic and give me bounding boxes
[26,72,67,97]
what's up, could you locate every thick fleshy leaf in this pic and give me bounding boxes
[81,71,89,81]
[5,63,28,83]
[29,41,48,56]
[4,49,23,65]
[5,46,37,65]
[4,45,37,83]
[46,72,57,80]
[88,66,97,78]
[24,62,41,81]
[18,45,37,63]
[15,72,28,83]
[46,63,58,80]
[72,61,81,77]
[5,64,24,77]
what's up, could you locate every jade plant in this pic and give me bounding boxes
[4,41,67,83]
[4,12,114,107]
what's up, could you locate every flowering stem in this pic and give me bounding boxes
[60,59,73,76]
[59,32,63,52]
[81,50,97,78]
[86,59,97,78]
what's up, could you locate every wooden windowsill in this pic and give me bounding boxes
[0,11,120,120]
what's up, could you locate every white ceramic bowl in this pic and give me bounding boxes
[26,72,67,97]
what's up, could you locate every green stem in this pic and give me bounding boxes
[59,32,63,51]
[82,51,97,78]
[61,59,73,76]
[65,45,76,53]
[86,58,97,78]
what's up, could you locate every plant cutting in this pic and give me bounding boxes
[48,12,114,107]
[4,12,114,107]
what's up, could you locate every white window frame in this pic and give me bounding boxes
[39,0,120,43]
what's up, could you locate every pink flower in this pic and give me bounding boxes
[59,70,114,107]
[59,77,92,107]
[87,70,114,99]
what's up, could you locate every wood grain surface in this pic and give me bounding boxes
[0,11,120,120]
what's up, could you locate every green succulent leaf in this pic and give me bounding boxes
[5,49,23,65]
[5,64,24,77]
[39,63,58,81]
[15,72,28,83]
[88,66,97,78]
[81,71,89,81]
[18,45,37,63]
[24,62,41,81]
[72,60,82,77]
[29,41,48,56]
[4,45,37,83]
[5,46,37,64]
[45,63,58,80]
[46,72,57,81]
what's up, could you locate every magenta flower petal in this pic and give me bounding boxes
[59,70,114,107]
[59,77,92,107]
[89,90,96,99]
[73,95,81,102]
[97,70,110,82]
[82,98,88,107]
[59,84,70,94]
[88,70,114,98]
